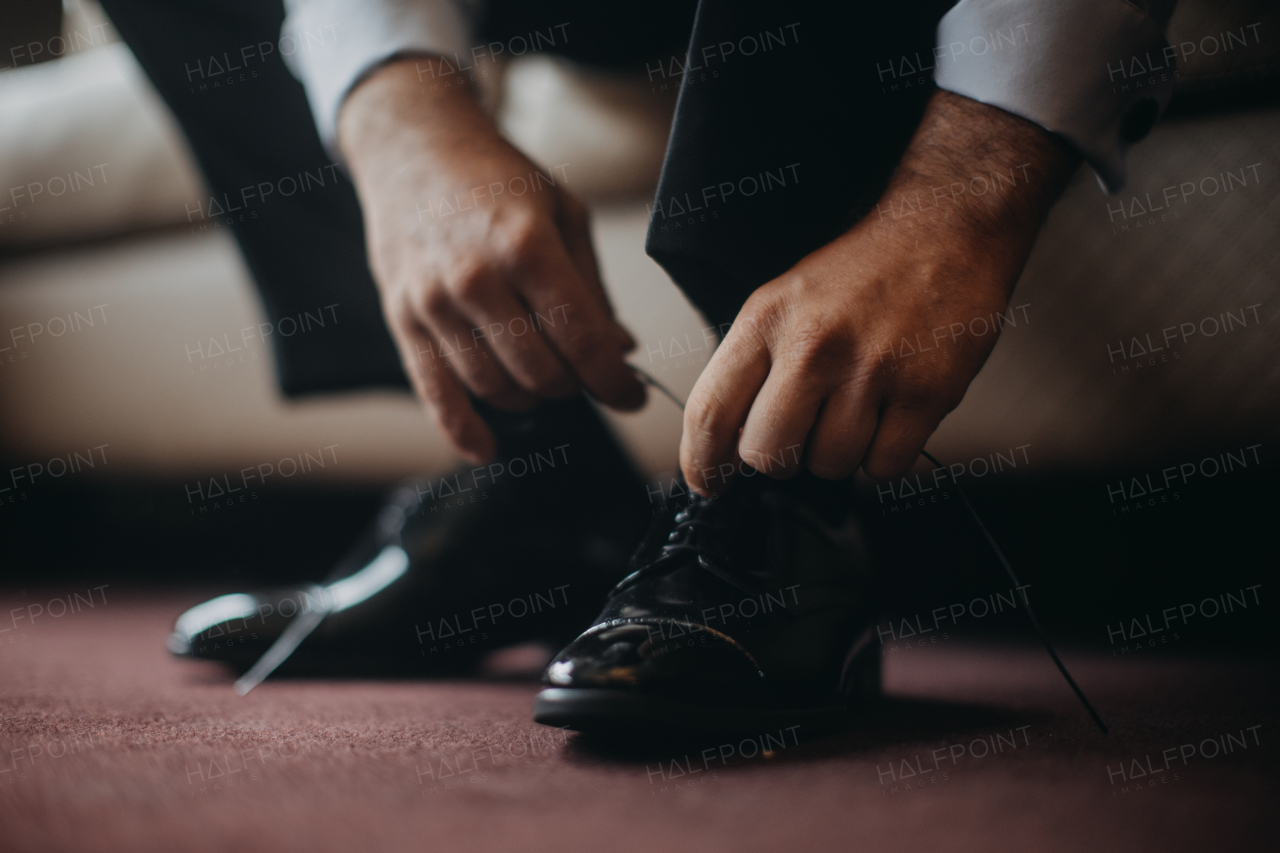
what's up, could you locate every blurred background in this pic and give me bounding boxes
[1,0,1277,652]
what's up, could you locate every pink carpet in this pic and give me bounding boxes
[0,589,1274,852]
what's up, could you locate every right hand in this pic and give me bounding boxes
[337,58,645,463]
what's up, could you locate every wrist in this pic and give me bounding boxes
[861,91,1080,294]
[337,57,492,194]
[881,92,1079,244]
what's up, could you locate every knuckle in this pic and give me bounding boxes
[419,283,453,318]
[736,296,782,336]
[388,282,420,320]
[445,263,489,304]
[498,218,543,266]
[387,299,414,334]
[786,317,846,369]
[684,389,732,443]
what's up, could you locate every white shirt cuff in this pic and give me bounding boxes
[935,0,1176,193]
[281,0,475,156]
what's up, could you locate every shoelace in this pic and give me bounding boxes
[235,522,411,696]
[617,490,765,598]
[633,366,1108,735]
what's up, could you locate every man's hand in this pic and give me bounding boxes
[338,58,645,464]
[681,91,1080,493]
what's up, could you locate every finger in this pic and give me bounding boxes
[555,192,635,352]
[737,356,832,480]
[416,289,544,409]
[804,381,881,480]
[451,284,581,400]
[861,401,945,480]
[680,324,771,495]
[517,238,646,411]
[391,316,496,464]
[554,193,607,310]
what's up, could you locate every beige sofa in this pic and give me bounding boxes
[1,2,1276,494]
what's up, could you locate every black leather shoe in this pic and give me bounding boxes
[169,401,650,679]
[533,471,879,735]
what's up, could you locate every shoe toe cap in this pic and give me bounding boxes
[544,620,764,698]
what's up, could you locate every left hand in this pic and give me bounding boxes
[680,91,1080,493]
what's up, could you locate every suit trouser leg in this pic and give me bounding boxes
[99,0,407,397]
[646,0,953,331]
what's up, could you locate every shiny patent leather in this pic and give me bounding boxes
[535,472,880,733]
[169,463,648,678]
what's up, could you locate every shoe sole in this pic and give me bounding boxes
[533,687,861,737]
